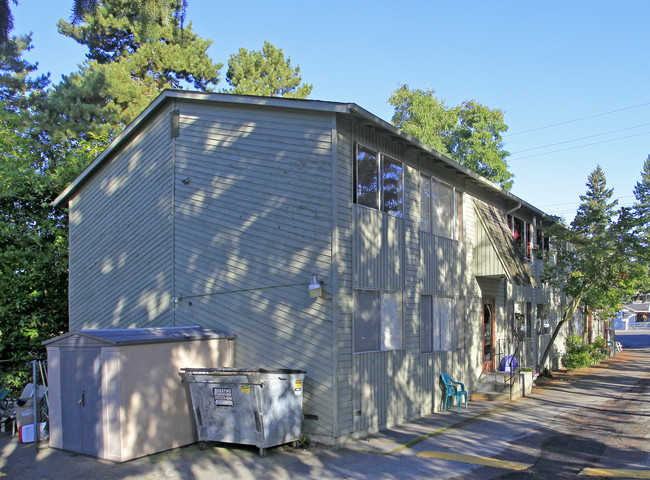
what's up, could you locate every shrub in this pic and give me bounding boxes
[562,334,609,370]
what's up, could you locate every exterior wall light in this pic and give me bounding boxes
[308,274,322,298]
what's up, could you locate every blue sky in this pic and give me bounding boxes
[13,1,650,221]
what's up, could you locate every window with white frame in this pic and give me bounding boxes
[508,215,533,259]
[420,175,463,240]
[354,144,403,217]
[420,295,465,353]
[537,303,550,334]
[535,224,550,261]
[514,301,532,339]
[354,290,403,353]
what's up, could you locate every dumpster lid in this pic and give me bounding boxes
[44,326,236,346]
[180,367,306,375]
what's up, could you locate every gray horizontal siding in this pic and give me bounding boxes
[172,103,335,436]
[68,108,174,329]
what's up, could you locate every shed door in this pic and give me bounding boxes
[60,349,103,456]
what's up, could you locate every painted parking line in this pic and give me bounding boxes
[417,451,532,471]
[580,467,650,478]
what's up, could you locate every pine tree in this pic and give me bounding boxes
[571,165,618,238]
[41,0,221,143]
[225,41,312,98]
[539,167,632,367]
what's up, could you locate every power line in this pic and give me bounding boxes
[537,196,635,209]
[508,130,650,161]
[506,102,650,137]
[510,123,650,154]
[539,195,634,208]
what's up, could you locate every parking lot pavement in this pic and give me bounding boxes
[1,348,647,479]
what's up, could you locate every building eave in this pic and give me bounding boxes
[53,90,552,222]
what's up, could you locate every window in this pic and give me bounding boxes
[514,301,532,339]
[354,290,403,353]
[536,225,550,260]
[420,295,464,353]
[354,144,403,217]
[537,304,550,334]
[508,215,532,259]
[420,175,463,240]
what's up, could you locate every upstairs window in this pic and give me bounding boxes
[536,224,550,260]
[508,215,531,259]
[355,144,403,217]
[420,175,463,240]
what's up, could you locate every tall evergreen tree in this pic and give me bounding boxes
[41,0,221,143]
[539,167,630,368]
[0,0,189,44]
[225,41,312,98]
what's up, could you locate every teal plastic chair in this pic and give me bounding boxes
[440,373,468,413]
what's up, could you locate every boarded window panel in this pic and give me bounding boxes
[438,297,454,351]
[456,190,464,241]
[457,297,466,350]
[354,290,380,352]
[433,299,441,352]
[431,179,453,238]
[420,295,433,353]
[356,146,379,210]
[420,175,431,232]
[381,292,402,351]
[382,156,403,217]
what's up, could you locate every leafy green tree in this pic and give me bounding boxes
[538,166,632,369]
[388,84,512,189]
[42,0,221,142]
[447,100,512,190]
[225,41,312,98]
[0,34,95,391]
[388,85,456,154]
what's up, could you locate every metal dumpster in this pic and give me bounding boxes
[179,367,305,456]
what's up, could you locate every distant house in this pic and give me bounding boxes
[615,293,650,329]
[54,91,567,444]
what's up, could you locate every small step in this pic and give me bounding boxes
[481,371,515,384]
[471,390,511,402]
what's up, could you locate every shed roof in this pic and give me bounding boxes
[43,325,236,346]
[52,90,549,220]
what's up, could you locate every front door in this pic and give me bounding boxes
[482,300,495,372]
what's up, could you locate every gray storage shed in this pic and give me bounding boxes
[45,326,235,462]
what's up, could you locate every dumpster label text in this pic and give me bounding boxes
[213,388,234,407]
[295,379,302,395]
[240,385,250,394]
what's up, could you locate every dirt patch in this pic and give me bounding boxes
[533,351,631,388]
